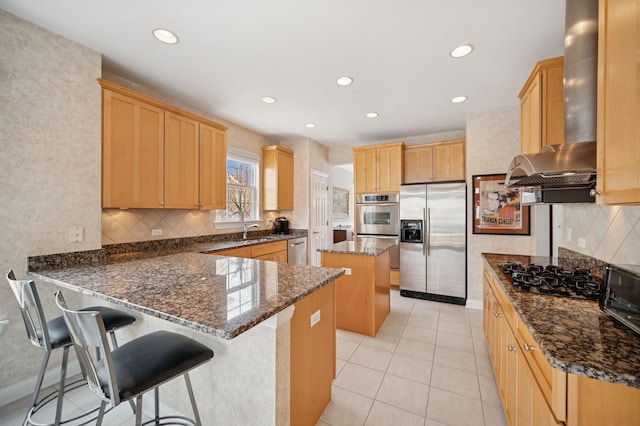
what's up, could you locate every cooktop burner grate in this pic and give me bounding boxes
[501,262,603,300]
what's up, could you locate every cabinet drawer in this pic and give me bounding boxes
[251,240,287,257]
[516,321,567,422]
[213,246,252,258]
[254,251,287,263]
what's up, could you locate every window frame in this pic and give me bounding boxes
[214,147,261,229]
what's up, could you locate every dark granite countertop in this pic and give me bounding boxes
[30,247,342,340]
[318,239,394,256]
[482,252,640,389]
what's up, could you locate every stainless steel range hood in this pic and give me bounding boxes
[505,0,598,204]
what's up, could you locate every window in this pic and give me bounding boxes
[215,148,259,223]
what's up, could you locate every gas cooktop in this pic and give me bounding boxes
[501,262,603,300]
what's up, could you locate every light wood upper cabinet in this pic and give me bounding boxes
[262,145,294,211]
[164,112,199,209]
[519,56,564,155]
[596,0,640,204]
[199,124,227,210]
[353,142,404,194]
[100,79,227,210]
[404,144,434,183]
[102,90,165,208]
[353,147,378,193]
[404,139,465,184]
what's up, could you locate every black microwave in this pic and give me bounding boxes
[600,264,640,335]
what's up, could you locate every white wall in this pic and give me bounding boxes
[280,138,331,230]
[465,106,537,309]
[331,165,354,229]
[0,9,101,390]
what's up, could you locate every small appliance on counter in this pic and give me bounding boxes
[274,217,290,234]
[600,264,640,335]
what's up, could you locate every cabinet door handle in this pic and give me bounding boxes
[524,343,536,351]
[493,310,502,318]
[485,291,489,296]
[508,344,518,352]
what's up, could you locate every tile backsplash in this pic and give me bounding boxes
[560,204,640,265]
[102,209,217,244]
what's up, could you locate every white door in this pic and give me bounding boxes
[310,170,330,266]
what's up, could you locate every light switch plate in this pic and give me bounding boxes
[310,310,321,327]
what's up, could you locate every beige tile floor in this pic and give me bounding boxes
[0,378,167,425]
[317,290,507,426]
[0,290,506,426]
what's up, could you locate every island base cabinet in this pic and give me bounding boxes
[290,281,336,426]
[567,374,640,426]
[322,251,390,337]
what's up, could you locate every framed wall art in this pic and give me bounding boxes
[472,174,530,235]
[332,187,349,218]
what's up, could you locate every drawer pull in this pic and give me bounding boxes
[524,343,536,351]
[485,291,489,295]
[493,310,502,318]
[508,344,517,352]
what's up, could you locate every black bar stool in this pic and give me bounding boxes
[54,291,214,426]
[5,270,137,426]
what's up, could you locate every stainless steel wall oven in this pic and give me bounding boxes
[355,193,400,269]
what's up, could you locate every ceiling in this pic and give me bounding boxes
[0,0,565,148]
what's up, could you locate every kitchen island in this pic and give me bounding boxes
[319,239,393,336]
[482,252,640,426]
[29,248,343,426]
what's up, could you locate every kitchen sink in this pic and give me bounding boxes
[243,236,280,243]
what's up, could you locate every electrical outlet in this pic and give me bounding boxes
[310,310,321,327]
[152,229,163,236]
[69,226,83,243]
[578,238,587,248]
[341,267,352,275]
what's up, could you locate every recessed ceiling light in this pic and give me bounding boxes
[450,44,473,58]
[262,96,277,104]
[153,28,179,44]
[451,96,468,103]
[336,76,353,86]
[366,112,379,118]
[305,123,316,128]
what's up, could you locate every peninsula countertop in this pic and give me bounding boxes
[30,250,343,339]
[317,239,395,256]
[482,253,640,389]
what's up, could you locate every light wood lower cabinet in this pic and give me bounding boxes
[483,264,565,425]
[209,240,288,262]
[566,373,640,426]
[321,250,390,336]
[517,350,563,426]
[290,281,336,426]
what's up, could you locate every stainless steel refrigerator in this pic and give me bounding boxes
[399,183,466,305]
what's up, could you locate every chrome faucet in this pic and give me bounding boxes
[243,223,260,239]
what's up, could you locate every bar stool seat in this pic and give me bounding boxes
[45,307,136,349]
[5,270,136,426]
[55,291,214,426]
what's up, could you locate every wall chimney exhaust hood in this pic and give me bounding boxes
[505,0,598,204]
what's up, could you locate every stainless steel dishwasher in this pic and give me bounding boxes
[287,237,307,265]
